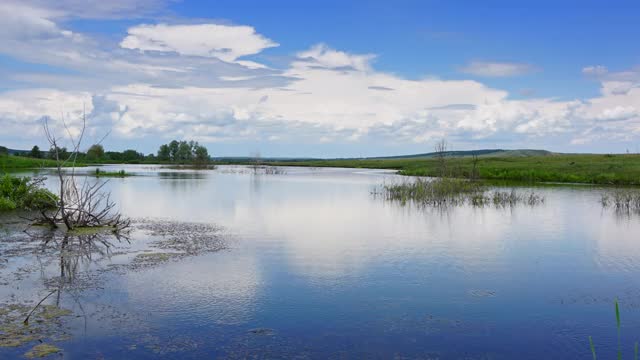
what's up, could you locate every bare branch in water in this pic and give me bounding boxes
[40,108,130,232]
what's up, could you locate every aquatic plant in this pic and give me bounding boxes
[94,168,129,177]
[376,178,481,206]
[262,166,287,175]
[601,191,640,213]
[588,299,639,360]
[375,178,544,208]
[0,302,71,353]
[24,343,62,358]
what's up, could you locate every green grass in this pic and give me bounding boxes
[264,153,640,185]
[0,155,62,170]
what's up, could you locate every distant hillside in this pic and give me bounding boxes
[371,149,553,160]
[5,148,31,156]
[217,149,554,163]
[4,147,553,162]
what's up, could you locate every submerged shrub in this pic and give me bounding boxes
[0,174,58,211]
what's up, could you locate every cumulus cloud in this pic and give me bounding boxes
[595,106,638,122]
[0,2,82,42]
[120,23,279,67]
[459,61,537,77]
[1,1,640,153]
[295,44,375,71]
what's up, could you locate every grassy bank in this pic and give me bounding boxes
[266,153,640,185]
[0,155,90,171]
[0,155,63,170]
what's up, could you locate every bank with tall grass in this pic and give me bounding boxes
[267,153,640,185]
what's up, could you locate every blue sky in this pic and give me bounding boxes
[1,0,639,157]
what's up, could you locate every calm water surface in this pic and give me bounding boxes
[2,165,640,359]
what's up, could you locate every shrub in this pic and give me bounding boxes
[0,174,58,211]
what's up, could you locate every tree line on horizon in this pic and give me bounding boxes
[0,140,210,165]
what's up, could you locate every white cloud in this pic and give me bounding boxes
[120,23,279,68]
[459,61,536,77]
[583,65,608,76]
[595,106,638,122]
[1,0,640,154]
[12,0,168,19]
[0,2,80,42]
[1,43,634,150]
[601,81,636,96]
[295,43,376,71]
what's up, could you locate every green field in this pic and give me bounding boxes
[0,155,64,171]
[265,153,640,185]
[6,152,640,185]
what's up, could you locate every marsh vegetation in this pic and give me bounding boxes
[375,178,544,207]
[94,168,129,177]
[601,190,640,213]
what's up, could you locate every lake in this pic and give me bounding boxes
[2,165,640,359]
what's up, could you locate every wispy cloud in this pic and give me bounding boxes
[459,61,537,77]
[582,65,608,76]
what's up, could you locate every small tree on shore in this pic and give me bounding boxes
[156,140,210,165]
[157,144,170,161]
[86,144,105,160]
[194,145,209,165]
[29,146,42,158]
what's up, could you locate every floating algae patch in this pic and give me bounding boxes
[469,289,496,298]
[135,220,227,255]
[104,220,228,272]
[0,302,72,350]
[24,343,61,358]
[38,305,72,320]
[131,252,180,267]
[248,328,276,336]
[67,225,116,236]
